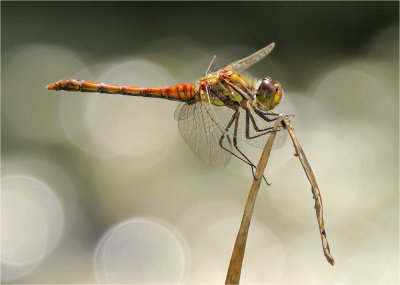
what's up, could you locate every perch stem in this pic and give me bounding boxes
[225,116,335,284]
[225,117,282,284]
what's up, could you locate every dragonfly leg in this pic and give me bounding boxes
[218,109,271,185]
[218,110,253,167]
[254,108,280,122]
[232,110,272,185]
[245,109,280,140]
[202,82,269,184]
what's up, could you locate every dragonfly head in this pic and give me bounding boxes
[255,77,283,111]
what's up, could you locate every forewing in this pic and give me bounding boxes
[222,42,275,72]
[175,102,233,169]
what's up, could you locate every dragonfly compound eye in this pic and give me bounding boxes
[256,78,283,111]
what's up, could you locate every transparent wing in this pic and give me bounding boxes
[174,102,233,169]
[221,42,275,72]
[212,106,287,149]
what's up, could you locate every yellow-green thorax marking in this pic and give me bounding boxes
[196,69,283,111]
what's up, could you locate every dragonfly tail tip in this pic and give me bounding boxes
[46,82,58,90]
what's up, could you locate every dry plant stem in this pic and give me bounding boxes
[225,116,335,285]
[225,118,282,284]
[282,116,335,266]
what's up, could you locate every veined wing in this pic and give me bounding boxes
[221,42,275,72]
[174,101,233,169]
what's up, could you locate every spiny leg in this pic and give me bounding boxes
[232,111,257,172]
[231,110,272,185]
[245,109,281,140]
[201,75,269,183]
[253,108,280,122]
[219,109,270,185]
[218,109,254,167]
[199,79,251,168]
[203,82,262,179]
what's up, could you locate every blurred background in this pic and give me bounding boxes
[1,2,398,284]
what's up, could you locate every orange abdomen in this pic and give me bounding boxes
[46,79,196,102]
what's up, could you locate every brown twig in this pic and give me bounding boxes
[225,118,282,284]
[282,116,335,266]
[225,116,334,284]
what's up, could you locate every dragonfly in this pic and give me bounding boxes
[47,43,335,267]
[46,43,286,181]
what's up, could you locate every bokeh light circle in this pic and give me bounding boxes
[1,175,64,282]
[190,216,284,283]
[58,58,179,173]
[2,44,84,143]
[94,217,188,283]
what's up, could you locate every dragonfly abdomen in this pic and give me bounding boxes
[46,79,196,102]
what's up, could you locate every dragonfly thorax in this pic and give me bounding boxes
[255,77,283,111]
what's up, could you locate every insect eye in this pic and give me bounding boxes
[257,78,275,97]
